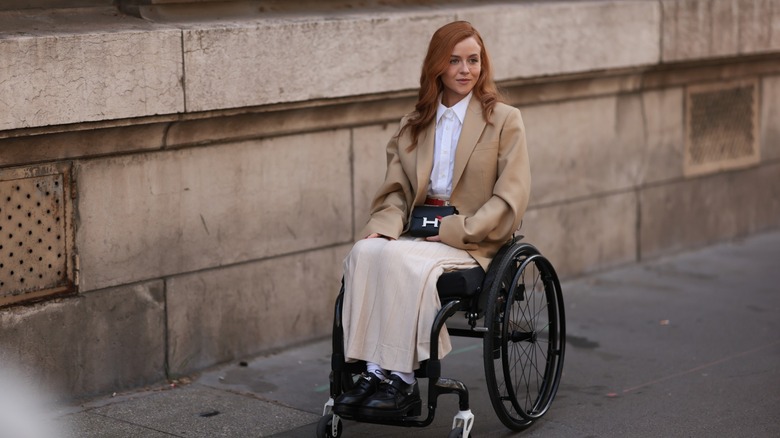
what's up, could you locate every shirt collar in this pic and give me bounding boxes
[436,91,472,125]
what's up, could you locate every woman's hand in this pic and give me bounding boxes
[425,235,442,242]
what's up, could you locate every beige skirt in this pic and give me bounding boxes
[341,236,477,373]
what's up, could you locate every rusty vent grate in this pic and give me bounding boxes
[685,79,760,176]
[1,165,73,306]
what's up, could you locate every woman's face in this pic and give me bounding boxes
[441,36,482,107]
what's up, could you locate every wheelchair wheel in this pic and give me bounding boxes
[483,244,565,430]
[448,426,464,438]
[316,414,342,438]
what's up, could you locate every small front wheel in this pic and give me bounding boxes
[316,414,342,438]
[448,426,464,438]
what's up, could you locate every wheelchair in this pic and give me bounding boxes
[318,238,565,438]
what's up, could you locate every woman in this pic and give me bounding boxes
[334,21,531,420]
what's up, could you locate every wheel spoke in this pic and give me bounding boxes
[484,248,565,428]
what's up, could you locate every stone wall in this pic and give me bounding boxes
[1,0,779,399]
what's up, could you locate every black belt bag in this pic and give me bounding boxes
[409,206,457,237]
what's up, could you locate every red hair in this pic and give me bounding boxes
[401,21,502,151]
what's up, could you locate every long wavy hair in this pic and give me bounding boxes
[400,21,502,151]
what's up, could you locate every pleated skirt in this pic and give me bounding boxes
[341,236,477,373]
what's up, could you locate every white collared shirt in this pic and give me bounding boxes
[429,92,472,199]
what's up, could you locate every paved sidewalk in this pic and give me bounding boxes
[56,230,780,437]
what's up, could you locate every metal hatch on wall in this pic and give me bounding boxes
[685,78,761,177]
[0,163,75,307]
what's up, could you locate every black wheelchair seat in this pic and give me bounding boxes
[436,267,485,301]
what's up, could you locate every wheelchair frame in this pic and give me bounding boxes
[318,240,566,438]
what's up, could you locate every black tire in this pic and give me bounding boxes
[483,244,565,430]
[316,414,343,438]
[448,426,464,438]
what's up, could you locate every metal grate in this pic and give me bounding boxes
[1,166,72,306]
[685,79,760,176]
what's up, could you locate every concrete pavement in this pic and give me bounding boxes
[56,230,780,437]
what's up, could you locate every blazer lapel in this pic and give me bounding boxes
[452,98,486,190]
[414,123,435,204]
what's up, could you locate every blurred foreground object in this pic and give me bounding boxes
[0,360,61,438]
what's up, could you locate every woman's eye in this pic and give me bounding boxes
[469,58,479,64]
[450,58,459,64]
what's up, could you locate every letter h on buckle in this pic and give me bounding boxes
[422,217,439,228]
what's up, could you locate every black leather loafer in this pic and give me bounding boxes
[333,372,382,417]
[359,375,421,419]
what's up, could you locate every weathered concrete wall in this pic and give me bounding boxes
[0,281,166,396]
[1,0,780,399]
[181,12,449,112]
[74,130,352,292]
[519,76,780,275]
[1,2,665,129]
[763,75,780,160]
[463,0,662,78]
[0,8,183,131]
[661,0,780,61]
[166,244,350,377]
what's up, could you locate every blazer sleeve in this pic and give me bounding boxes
[359,121,415,239]
[438,107,531,249]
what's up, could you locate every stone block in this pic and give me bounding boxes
[738,0,780,53]
[522,94,648,206]
[460,1,660,80]
[762,75,780,162]
[661,0,738,61]
[165,96,414,148]
[661,0,780,62]
[182,12,454,112]
[640,88,686,184]
[0,8,183,131]
[75,129,352,292]
[639,163,780,259]
[352,122,399,238]
[0,124,166,167]
[0,281,166,399]
[166,244,350,376]
[520,191,638,278]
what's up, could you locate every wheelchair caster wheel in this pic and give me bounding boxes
[316,414,342,438]
[448,426,464,438]
[451,409,474,437]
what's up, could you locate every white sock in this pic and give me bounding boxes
[366,362,388,379]
[391,370,416,385]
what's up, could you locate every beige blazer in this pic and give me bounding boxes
[361,98,531,270]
